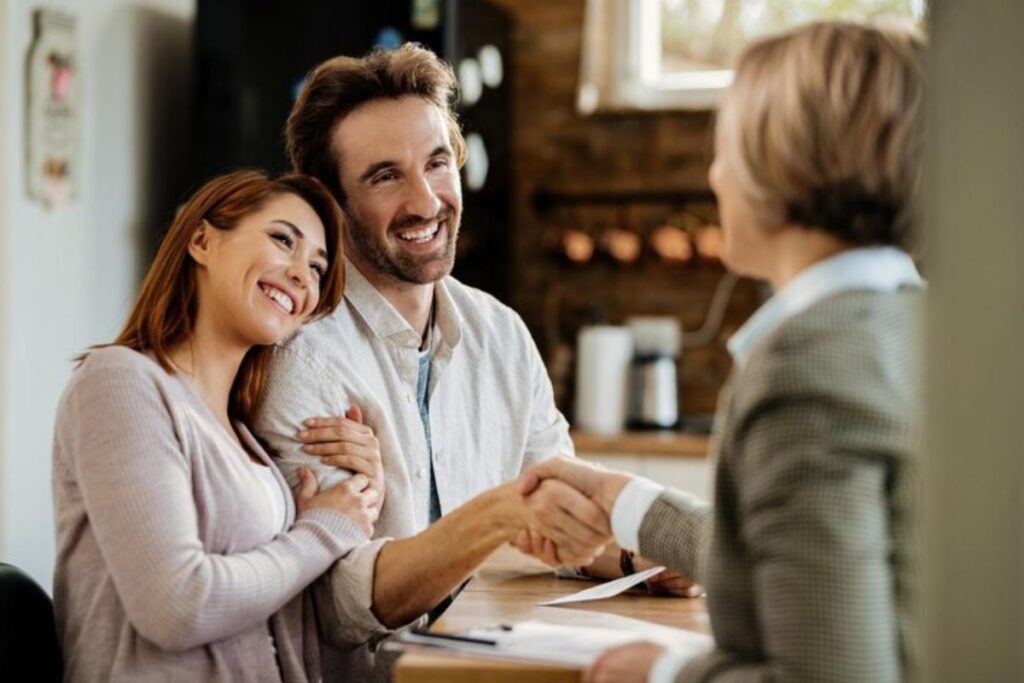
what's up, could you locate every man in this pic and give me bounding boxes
[253,44,617,682]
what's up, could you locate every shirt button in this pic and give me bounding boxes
[416,467,427,480]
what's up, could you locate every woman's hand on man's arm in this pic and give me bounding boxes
[294,469,379,536]
[294,405,385,511]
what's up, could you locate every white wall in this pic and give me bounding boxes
[0,0,194,588]
[0,0,10,564]
[921,1,1024,679]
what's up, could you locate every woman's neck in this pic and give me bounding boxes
[167,318,249,438]
[767,228,852,291]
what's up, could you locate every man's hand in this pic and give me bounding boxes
[512,528,563,568]
[584,642,665,683]
[519,478,612,566]
[515,457,629,569]
[520,456,633,517]
[295,405,385,509]
[369,479,609,628]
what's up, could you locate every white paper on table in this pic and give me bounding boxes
[537,565,666,606]
[394,619,713,668]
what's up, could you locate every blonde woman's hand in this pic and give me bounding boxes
[295,468,379,537]
[295,405,385,510]
[584,642,665,683]
[634,554,702,597]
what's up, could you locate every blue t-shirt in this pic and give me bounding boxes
[416,352,442,524]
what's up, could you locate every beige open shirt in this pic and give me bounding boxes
[253,260,573,682]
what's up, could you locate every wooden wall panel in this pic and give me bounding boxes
[485,0,761,416]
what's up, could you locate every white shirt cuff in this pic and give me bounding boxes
[648,648,693,683]
[610,476,664,553]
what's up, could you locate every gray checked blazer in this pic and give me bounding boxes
[639,287,922,682]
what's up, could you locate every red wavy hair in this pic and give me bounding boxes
[85,169,345,423]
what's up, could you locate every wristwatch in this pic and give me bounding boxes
[619,548,636,577]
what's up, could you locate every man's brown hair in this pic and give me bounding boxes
[286,43,467,203]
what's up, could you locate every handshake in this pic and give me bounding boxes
[510,456,633,568]
[505,457,700,683]
[508,456,697,596]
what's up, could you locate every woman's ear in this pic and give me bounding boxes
[187,219,214,266]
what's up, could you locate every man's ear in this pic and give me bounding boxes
[187,219,214,266]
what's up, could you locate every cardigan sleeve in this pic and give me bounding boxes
[57,356,367,652]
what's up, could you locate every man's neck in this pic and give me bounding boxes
[351,257,435,339]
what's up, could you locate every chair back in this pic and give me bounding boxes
[0,563,63,682]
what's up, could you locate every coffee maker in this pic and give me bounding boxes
[626,317,681,430]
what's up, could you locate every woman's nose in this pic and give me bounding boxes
[286,261,310,288]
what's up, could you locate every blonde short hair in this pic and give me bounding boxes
[716,21,926,248]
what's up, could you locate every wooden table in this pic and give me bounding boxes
[392,548,710,683]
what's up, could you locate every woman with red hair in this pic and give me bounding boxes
[52,170,380,682]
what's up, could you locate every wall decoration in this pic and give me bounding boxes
[25,9,78,209]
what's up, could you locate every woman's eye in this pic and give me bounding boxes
[271,231,294,248]
[311,263,326,281]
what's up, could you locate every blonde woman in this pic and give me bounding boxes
[521,21,925,683]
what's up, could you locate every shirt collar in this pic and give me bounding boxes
[727,246,923,368]
[342,256,463,351]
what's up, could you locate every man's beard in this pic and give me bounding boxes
[345,207,459,285]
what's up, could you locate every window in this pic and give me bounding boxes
[578,0,926,113]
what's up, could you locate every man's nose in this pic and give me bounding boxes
[404,174,443,219]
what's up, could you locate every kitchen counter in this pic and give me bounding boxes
[571,430,713,500]
[571,430,710,458]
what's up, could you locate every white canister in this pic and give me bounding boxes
[574,325,634,434]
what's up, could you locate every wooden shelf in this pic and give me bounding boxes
[571,430,710,458]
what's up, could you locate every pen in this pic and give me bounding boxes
[410,629,498,646]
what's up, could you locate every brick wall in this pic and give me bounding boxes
[486,0,762,417]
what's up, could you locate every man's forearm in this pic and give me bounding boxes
[370,482,522,628]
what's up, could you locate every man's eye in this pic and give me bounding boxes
[271,231,294,248]
[373,172,398,184]
[429,158,449,170]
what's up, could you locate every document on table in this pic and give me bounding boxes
[537,564,666,606]
[396,619,713,668]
